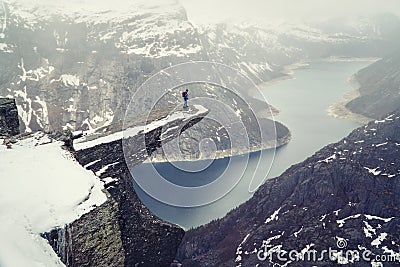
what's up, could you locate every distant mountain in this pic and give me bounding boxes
[346,50,400,119]
[1,0,398,133]
[313,13,400,56]
[177,110,400,266]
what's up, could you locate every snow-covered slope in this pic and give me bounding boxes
[6,0,200,58]
[0,0,203,132]
[0,132,106,267]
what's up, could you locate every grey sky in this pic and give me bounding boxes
[179,0,400,24]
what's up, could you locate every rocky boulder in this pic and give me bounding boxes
[0,98,19,136]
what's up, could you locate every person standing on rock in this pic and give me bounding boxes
[182,89,189,109]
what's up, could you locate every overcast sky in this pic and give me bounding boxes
[179,0,400,24]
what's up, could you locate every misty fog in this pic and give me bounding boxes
[180,0,400,24]
[2,0,400,24]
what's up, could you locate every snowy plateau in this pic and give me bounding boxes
[0,133,106,267]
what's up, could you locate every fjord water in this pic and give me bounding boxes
[132,60,373,229]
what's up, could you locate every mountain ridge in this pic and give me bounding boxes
[1,1,399,132]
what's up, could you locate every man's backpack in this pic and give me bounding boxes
[182,91,185,97]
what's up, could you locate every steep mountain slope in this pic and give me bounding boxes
[177,111,400,266]
[346,50,400,119]
[0,0,204,132]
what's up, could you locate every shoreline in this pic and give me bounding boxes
[305,57,378,124]
[260,56,378,125]
[327,76,371,124]
[254,61,309,92]
[143,133,291,164]
[257,57,380,90]
[248,61,309,114]
[318,56,381,63]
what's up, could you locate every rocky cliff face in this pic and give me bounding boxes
[0,0,203,132]
[347,50,400,119]
[43,106,208,267]
[0,98,19,136]
[177,110,400,266]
